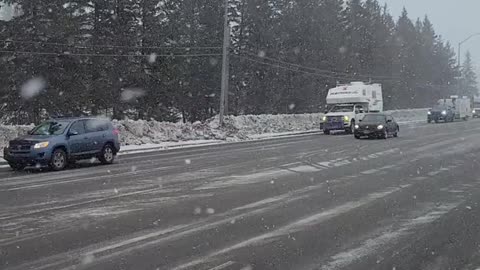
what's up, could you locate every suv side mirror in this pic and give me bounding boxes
[68,130,79,136]
[387,119,393,123]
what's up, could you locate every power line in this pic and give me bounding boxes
[235,55,399,82]
[242,52,400,80]
[0,39,222,50]
[0,50,222,58]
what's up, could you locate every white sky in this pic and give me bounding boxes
[379,0,480,71]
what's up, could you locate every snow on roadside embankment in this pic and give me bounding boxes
[0,109,428,153]
[114,113,323,146]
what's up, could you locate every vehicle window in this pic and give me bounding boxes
[330,105,354,113]
[69,120,86,135]
[362,115,386,122]
[30,121,70,135]
[372,91,377,99]
[85,119,109,132]
[362,89,366,96]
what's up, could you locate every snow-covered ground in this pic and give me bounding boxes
[0,109,428,163]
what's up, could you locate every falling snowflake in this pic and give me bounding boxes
[114,188,119,194]
[194,207,202,215]
[289,103,296,110]
[185,159,191,165]
[258,50,266,58]
[209,58,219,66]
[206,208,215,214]
[21,77,46,99]
[81,254,95,265]
[148,53,157,64]
[121,88,145,102]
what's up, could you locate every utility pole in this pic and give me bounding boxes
[458,33,480,68]
[219,0,230,126]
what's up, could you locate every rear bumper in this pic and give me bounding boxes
[3,147,52,166]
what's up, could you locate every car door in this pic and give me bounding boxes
[67,120,87,155]
[386,115,395,133]
[85,119,107,153]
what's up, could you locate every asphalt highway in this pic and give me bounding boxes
[2,119,480,270]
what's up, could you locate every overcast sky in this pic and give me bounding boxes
[379,0,480,70]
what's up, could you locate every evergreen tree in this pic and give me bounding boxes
[461,51,479,97]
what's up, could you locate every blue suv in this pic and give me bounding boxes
[3,117,121,171]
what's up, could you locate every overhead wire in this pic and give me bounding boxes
[241,52,400,80]
[0,50,222,58]
[0,39,222,50]
[234,55,399,82]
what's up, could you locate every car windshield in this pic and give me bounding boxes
[30,121,69,135]
[362,115,386,122]
[432,105,449,111]
[330,105,354,113]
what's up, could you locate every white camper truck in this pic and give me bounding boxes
[322,82,383,134]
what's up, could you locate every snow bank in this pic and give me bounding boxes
[115,113,323,146]
[0,125,34,151]
[0,109,427,152]
[388,108,428,123]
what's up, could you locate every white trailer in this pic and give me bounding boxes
[322,82,383,134]
[437,96,472,120]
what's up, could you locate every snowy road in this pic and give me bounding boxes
[2,120,480,270]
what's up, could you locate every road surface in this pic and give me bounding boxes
[2,120,480,270]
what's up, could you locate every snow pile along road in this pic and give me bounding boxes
[0,109,427,152]
[388,108,428,124]
[115,113,323,146]
[0,125,34,151]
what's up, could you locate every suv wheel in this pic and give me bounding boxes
[50,148,67,171]
[9,162,25,171]
[99,144,115,165]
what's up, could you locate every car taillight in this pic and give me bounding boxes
[113,128,120,136]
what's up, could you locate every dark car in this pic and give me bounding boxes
[3,117,120,171]
[354,113,399,139]
[427,105,455,123]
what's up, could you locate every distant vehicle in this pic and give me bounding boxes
[354,113,399,139]
[428,96,472,123]
[321,82,383,135]
[3,117,120,171]
[473,97,480,118]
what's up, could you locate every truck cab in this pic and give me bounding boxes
[322,104,367,134]
[322,82,383,134]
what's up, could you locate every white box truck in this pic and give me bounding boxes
[473,97,480,118]
[322,82,383,134]
[428,96,472,123]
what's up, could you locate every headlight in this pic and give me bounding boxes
[343,116,350,122]
[322,116,327,122]
[473,110,476,114]
[427,111,431,115]
[355,125,360,129]
[34,142,50,149]
[441,110,447,115]
[377,125,384,130]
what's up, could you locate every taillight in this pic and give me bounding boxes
[113,128,120,136]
